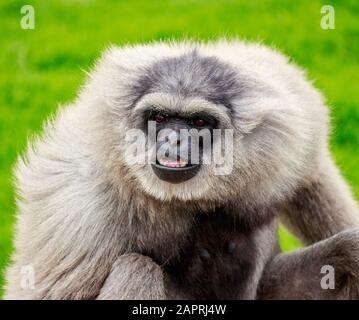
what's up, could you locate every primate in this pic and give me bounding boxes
[5,40,359,299]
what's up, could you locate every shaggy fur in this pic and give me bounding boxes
[4,40,359,299]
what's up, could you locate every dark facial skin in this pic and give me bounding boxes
[144,110,217,183]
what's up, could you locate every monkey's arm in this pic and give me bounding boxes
[257,229,359,299]
[96,253,167,300]
[281,157,359,245]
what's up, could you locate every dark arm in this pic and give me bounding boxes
[258,229,359,299]
[281,158,359,245]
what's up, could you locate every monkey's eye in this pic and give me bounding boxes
[193,118,208,127]
[154,113,169,123]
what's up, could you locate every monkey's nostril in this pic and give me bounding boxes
[227,241,236,254]
[199,249,210,260]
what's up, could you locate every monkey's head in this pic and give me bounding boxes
[84,41,327,206]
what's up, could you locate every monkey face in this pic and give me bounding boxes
[94,43,326,204]
[140,97,225,184]
[148,110,212,184]
[110,50,240,202]
[123,92,235,201]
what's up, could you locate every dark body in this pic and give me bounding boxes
[141,208,279,299]
[97,198,359,300]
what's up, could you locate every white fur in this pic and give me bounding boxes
[5,39,358,299]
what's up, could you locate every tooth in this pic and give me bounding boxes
[158,158,166,166]
[157,157,188,168]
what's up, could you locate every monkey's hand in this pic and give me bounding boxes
[96,253,166,300]
[257,229,359,299]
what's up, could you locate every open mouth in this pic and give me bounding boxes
[156,156,192,168]
[151,156,200,183]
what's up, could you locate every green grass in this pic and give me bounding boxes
[0,0,358,298]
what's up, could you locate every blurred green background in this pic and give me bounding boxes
[0,0,358,298]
